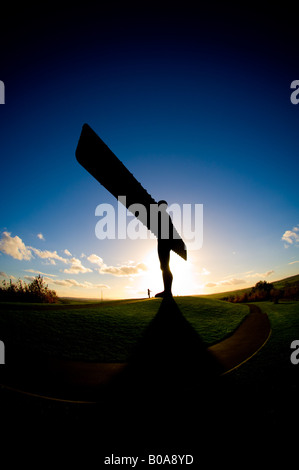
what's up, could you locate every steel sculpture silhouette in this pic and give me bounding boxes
[76,123,187,297]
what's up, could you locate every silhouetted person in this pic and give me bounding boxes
[155,200,173,298]
[147,289,151,298]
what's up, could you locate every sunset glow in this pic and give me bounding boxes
[1,9,298,299]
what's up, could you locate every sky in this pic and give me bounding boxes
[0,4,299,299]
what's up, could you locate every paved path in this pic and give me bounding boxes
[208,303,271,373]
[0,303,271,403]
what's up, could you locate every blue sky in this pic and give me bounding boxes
[0,5,298,298]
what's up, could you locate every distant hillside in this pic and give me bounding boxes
[271,274,299,289]
[202,274,299,301]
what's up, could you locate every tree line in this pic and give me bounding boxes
[0,275,58,303]
[222,280,299,304]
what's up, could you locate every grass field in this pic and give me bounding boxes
[1,293,299,460]
[230,300,299,380]
[1,292,298,370]
[0,296,249,362]
[217,299,299,434]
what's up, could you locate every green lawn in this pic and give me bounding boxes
[230,300,299,380]
[0,296,248,362]
[1,296,298,371]
[1,296,298,437]
[222,299,299,428]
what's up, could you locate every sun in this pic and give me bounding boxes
[170,251,198,296]
[139,248,199,297]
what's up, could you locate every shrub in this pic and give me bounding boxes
[225,281,287,303]
[0,275,58,303]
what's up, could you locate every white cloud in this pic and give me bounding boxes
[219,278,246,286]
[0,232,147,290]
[246,270,274,278]
[206,269,275,289]
[37,233,45,241]
[50,278,109,289]
[24,269,57,277]
[0,271,8,278]
[63,257,93,274]
[0,232,32,260]
[30,247,68,264]
[263,270,274,277]
[87,254,104,266]
[199,268,210,276]
[205,282,217,288]
[87,253,148,277]
[82,281,110,289]
[206,278,246,288]
[282,226,299,246]
[289,260,299,265]
[50,279,77,286]
[98,262,148,277]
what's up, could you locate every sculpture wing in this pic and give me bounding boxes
[75,123,187,260]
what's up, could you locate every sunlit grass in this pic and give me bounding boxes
[0,296,248,362]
